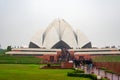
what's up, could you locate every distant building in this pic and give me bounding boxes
[29,19,92,49]
[6,19,120,62]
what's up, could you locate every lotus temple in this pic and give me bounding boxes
[6,19,120,62]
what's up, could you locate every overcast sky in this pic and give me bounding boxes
[0,0,120,49]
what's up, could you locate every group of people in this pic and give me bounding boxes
[59,48,71,61]
[73,58,93,73]
[59,48,94,73]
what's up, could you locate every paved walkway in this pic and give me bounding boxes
[80,66,120,80]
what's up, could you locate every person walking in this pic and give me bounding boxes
[88,58,93,74]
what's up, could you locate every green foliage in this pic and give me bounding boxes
[105,70,116,74]
[67,69,97,80]
[0,55,42,64]
[70,68,84,73]
[98,67,107,70]
[73,69,84,73]
[7,46,12,51]
[101,77,108,80]
[0,49,7,55]
[93,55,120,62]
[99,67,116,74]
[0,64,91,80]
[67,72,97,80]
[47,63,51,67]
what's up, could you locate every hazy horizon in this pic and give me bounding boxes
[0,0,120,49]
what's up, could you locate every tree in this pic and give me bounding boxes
[7,46,12,51]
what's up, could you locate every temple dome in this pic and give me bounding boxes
[29,19,92,49]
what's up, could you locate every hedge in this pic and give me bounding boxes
[99,67,116,74]
[73,69,84,73]
[67,68,108,80]
[67,72,97,80]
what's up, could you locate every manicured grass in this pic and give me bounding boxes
[0,49,42,64]
[93,55,120,62]
[0,55,42,64]
[0,64,91,80]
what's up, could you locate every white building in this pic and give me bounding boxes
[29,19,92,49]
[6,19,120,62]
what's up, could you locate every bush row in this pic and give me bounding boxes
[99,67,116,74]
[73,69,84,73]
[67,68,108,80]
[67,72,97,80]
[67,68,97,80]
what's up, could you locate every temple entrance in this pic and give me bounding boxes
[58,48,72,62]
[50,56,54,62]
[79,56,84,60]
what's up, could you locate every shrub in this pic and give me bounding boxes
[101,77,108,80]
[0,49,7,55]
[47,63,51,67]
[74,69,84,73]
[71,68,76,70]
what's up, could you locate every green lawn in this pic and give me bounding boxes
[0,55,42,64]
[0,50,42,64]
[0,64,91,80]
[93,55,120,62]
[0,49,42,64]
